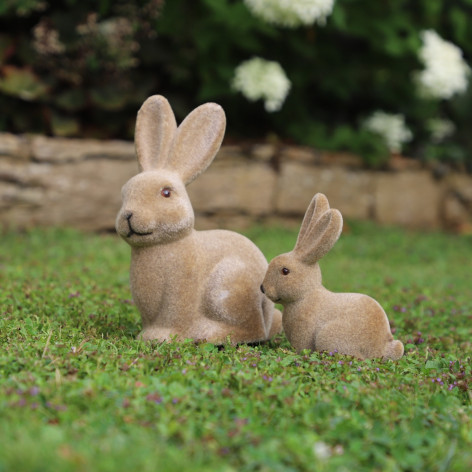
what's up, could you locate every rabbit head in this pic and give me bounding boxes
[116,95,226,247]
[262,193,343,304]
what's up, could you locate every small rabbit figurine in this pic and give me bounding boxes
[116,95,282,343]
[261,193,403,360]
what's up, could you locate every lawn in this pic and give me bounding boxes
[0,222,471,471]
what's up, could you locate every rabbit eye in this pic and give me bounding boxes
[161,187,172,198]
[282,267,290,275]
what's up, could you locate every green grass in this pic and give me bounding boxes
[0,223,471,472]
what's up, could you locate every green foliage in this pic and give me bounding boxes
[0,0,164,137]
[0,224,471,471]
[0,0,471,168]
[0,0,46,16]
[0,65,48,100]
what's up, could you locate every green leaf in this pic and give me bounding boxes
[50,111,80,137]
[55,88,86,112]
[424,360,441,370]
[449,8,469,44]
[0,66,48,101]
[90,84,130,111]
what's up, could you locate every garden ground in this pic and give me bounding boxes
[0,223,471,471]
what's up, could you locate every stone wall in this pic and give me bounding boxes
[1,132,471,232]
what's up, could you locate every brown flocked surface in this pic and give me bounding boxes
[116,95,282,343]
[262,193,404,360]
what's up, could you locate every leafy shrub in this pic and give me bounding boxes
[0,0,471,170]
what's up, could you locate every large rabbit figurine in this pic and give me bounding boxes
[261,193,403,360]
[116,95,282,343]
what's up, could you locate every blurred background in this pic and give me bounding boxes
[1,0,471,233]
[1,0,471,170]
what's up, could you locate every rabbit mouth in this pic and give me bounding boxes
[126,215,153,238]
[127,228,153,238]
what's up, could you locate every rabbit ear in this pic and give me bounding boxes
[294,196,343,265]
[135,95,177,172]
[295,193,330,250]
[166,102,226,185]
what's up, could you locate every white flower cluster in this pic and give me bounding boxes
[232,57,291,112]
[416,30,470,100]
[244,0,335,28]
[363,111,412,154]
[427,118,455,143]
[313,441,332,460]
[33,20,65,55]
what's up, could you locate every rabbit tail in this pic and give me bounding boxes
[383,339,404,361]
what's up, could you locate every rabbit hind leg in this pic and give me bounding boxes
[315,321,366,359]
[202,256,268,342]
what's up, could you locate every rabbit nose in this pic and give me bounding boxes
[260,284,265,294]
[125,212,133,221]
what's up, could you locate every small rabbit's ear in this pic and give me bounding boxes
[167,102,226,185]
[135,95,177,172]
[295,193,330,250]
[294,196,343,265]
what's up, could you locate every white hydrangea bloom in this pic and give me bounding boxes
[363,111,413,153]
[427,118,455,143]
[313,441,332,460]
[416,30,470,100]
[244,0,335,28]
[232,57,291,112]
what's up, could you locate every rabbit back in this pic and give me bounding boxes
[292,290,399,359]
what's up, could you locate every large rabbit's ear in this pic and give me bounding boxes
[294,195,343,265]
[166,102,226,185]
[135,95,177,172]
